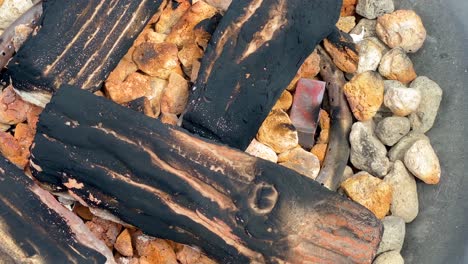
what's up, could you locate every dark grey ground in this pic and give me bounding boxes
[392,0,467,263]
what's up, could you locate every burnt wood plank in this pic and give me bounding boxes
[0,158,114,263]
[5,0,167,107]
[31,86,382,263]
[181,0,342,150]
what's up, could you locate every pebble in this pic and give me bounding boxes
[357,38,385,73]
[134,232,178,264]
[115,229,134,257]
[286,49,321,91]
[257,109,299,153]
[160,112,179,126]
[0,0,33,30]
[148,77,168,118]
[356,0,394,19]
[373,251,404,264]
[272,90,293,111]
[376,10,427,53]
[377,216,406,254]
[344,71,385,121]
[384,161,419,222]
[245,139,278,163]
[404,139,441,184]
[317,109,330,144]
[176,245,216,264]
[375,116,411,146]
[379,48,417,84]
[388,131,429,162]
[0,130,26,168]
[310,143,327,166]
[408,76,443,133]
[0,86,32,125]
[105,72,152,104]
[384,80,421,116]
[160,72,189,115]
[336,16,356,33]
[342,166,355,182]
[133,42,182,79]
[350,121,390,177]
[278,147,321,180]
[341,171,393,219]
[85,216,122,248]
[340,0,357,16]
[350,19,378,39]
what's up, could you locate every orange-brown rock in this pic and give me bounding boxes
[160,112,179,126]
[286,49,320,91]
[272,90,293,111]
[155,0,191,34]
[379,47,417,84]
[0,86,32,125]
[0,130,26,168]
[160,72,189,115]
[317,109,331,144]
[85,216,123,248]
[165,1,217,48]
[323,38,359,73]
[340,0,357,16]
[176,245,216,264]
[105,72,152,104]
[178,42,204,75]
[107,57,138,84]
[256,109,299,153]
[344,71,384,121]
[148,78,168,117]
[311,143,328,166]
[73,204,94,221]
[134,234,178,264]
[14,123,34,165]
[115,229,134,257]
[341,172,393,219]
[336,16,356,33]
[132,42,182,79]
[26,105,43,131]
[278,147,321,180]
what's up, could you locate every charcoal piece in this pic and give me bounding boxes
[31,86,382,263]
[182,0,342,150]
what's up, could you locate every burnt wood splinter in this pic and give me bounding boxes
[182,0,342,150]
[4,0,167,107]
[0,158,114,263]
[31,86,382,263]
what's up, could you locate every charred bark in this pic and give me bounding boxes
[31,86,382,264]
[314,46,353,191]
[4,0,167,107]
[0,158,114,263]
[182,0,342,150]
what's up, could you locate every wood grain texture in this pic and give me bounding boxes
[4,0,167,106]
[31,86,382,264]
[182,0,342,150]
[0,158,114,263]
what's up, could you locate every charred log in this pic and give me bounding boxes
[31,86,382,263]
[4,0,167,107]
[314,46,353,191]
[0,158,114,263]
[182,0,342,150]
[122,96,155,117]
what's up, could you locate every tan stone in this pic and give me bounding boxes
[278,147,321,179]
[105,72,152,104]
[340,0,357,16]
[336,16,356,33]
[132,42,182,79]
[404,139,441,184]
[323,38,359,73]
[155,0,191,34]
[286,49,320,91]
[176,245,216,264]
[107,57,138,84]
[318,128,330,144]
[376,10,427,53]
[311,143,328,166]
[115,229,134,257]
[256,109,298,153]
[160,112,179,126]
[85,216,122,248]
[245,139,278,163]
[134,234,178,264]
[146,31,167,44]
[272,90,293,111]
[178,42,204,76]
[0,86,32,125]
[161,73,189,115]
[319,109,331,130]
[344,71,384,121]
[379,47,417,84]
[148,78,168,118]
[0,130,26,168]
[26,105,43,131]
[341,172,393,219]
[14,123,34,167]
[0,123,9,132]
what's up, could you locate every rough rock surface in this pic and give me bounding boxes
[286,50,321,91]
[350,121,390,177]
[0,86,32,125]
[404,139,441,184]
[336,16,356,33]
[356,0,394,19]
[341,172,393,219]
[324,38,359,73]
[133,42,182,79]
[375,116,411,146]
[0,0,33,30]
[388,131,429,162]
[357,38,385,73]
[134,233,178,264]
[245,139,278,163]
[350,19,378,39]
[272,90,293,111]
[376,10,427,53]
[115,229,133,257]
[344,71,385,121]
[373,251,405,264]
[340,0,357,16]
[379,47,417,84]
[384,161,419,223]
[384,80,421,116]
[160,72,189,115]
[310,143,327,166]
[257,109,299,153]
[408,76,443,133]
[278,147,321,180]
[377,216,406,254]
[86,216,122,248]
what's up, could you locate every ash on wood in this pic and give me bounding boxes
[0,158,114,263]
[31,86,382,263]
[4,0,167,107]
[182,0,342,150]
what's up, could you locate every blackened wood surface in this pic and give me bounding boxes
[31,86,382,263]
[315,46,353,190]
[0,158,114,263]
[5,0,166,105]
[182,0,342,150]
